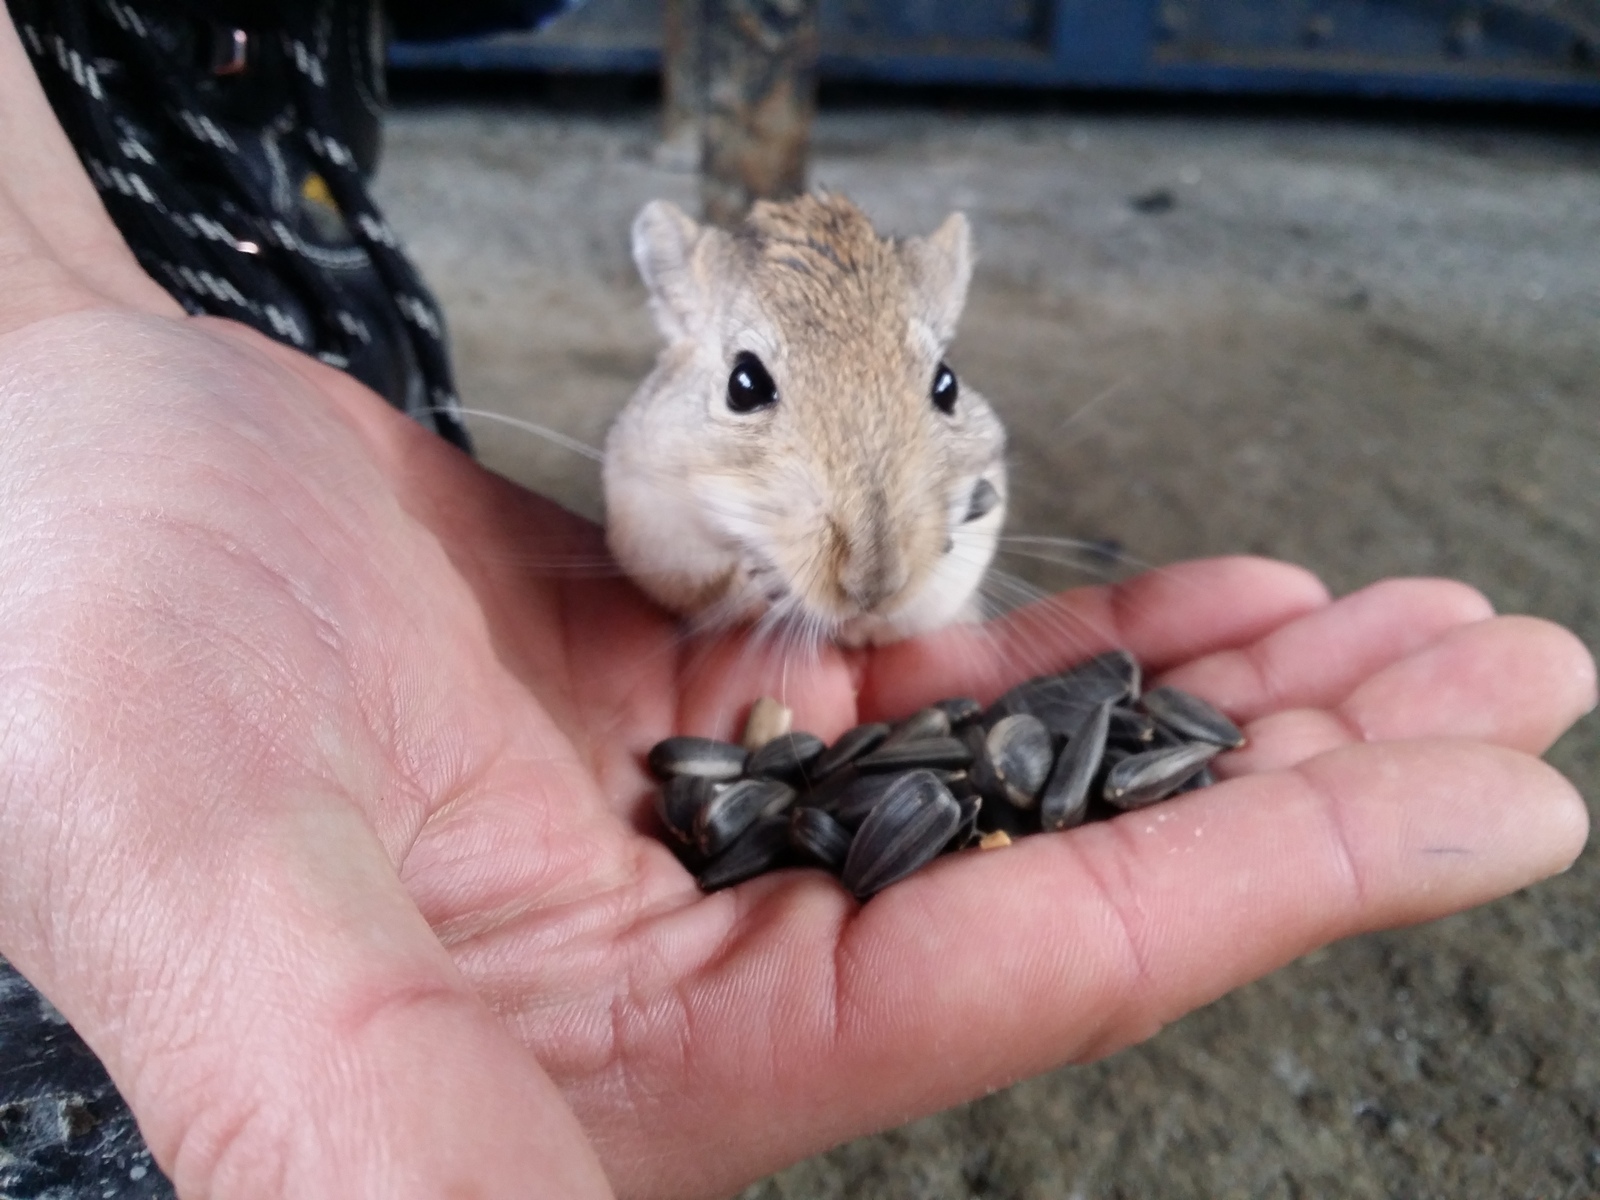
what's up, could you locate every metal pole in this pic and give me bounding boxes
[698,0,819,228]
[660,0,705,171]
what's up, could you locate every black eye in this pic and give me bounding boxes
[727,351,778,413]
[931,361,958,414]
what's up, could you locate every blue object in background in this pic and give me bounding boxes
[388,0,1600,106]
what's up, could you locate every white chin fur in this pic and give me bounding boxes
[606,448,1005,646]
[835,511,1002,647]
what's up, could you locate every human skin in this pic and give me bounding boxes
[0,15,1593,1200]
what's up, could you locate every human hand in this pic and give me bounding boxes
[1,297,1592,1200]
[1,19,1591,1198]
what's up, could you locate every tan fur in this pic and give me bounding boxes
[604,193,1007,646]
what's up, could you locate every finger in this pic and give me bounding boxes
[862,556,1330,720]
[1226,615,1598,775]
[589,739,1586,1199]
[1342,615,1596,751]
[1158,577,1495,722]
[669,632,863,745]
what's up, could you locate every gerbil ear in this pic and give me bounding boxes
[902,212,974,346]
[632,200,710,341]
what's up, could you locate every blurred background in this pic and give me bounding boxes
[382,3,1599,1196]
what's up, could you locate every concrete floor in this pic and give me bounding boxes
[374,96,1600,1199]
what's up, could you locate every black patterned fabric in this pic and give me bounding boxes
[10,0,480,449]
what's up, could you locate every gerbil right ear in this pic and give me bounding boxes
[632,200,711,342]
[901,212,974,346]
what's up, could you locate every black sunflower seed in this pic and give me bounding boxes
[656,775,718,845]
[1103,742,1221,810]
[939,769,976,800]
[880,706,952,748]
[747,731,828,780]
[798,762,860,808]
[788,806,853,870]
[832,771,902,828]
[962,722,1002,798]
[950,792,984,848]
[1175,764,1218,795]
[1106,706,1158,750]
[812,723,891,778]
[697,816,791,890]
[853,736,974,773]
[649,648,1236,894]
[1040,700,1111,831]
[934,696,983,728]
[841,770,962,900]
[648,736,748,782]
[983,713,1054,809]
[695,777,797,856]
[1139,686,1247,749]
[984,649,1141,736]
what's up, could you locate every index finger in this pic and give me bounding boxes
[860,556,1329,720]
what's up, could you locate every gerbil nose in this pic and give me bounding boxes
[836,496,910,614]
[840,551,907,614]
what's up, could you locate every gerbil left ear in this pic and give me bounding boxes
[631,199,712,342]
[902,212,974,345]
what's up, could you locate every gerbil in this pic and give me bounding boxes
[603,192,1007,647]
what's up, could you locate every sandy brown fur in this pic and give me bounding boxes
[737,195,939,609]
[605,193,1007,645]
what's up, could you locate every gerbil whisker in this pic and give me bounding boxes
[993,537,1215,609]
[424,406,604,463]
[976,567,1117,673]
[1055,376,1137,436]
[995,533,1150,572]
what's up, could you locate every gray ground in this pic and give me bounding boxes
[374,99,1600,1199]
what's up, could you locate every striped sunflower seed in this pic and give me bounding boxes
[984,648,1141,735]
[747,731,828,780]
[1103,742,1221,810]
[1106,706,1158,749]
[657,774,718,845]
[812,723,891,778]
[697,816,791,890]
[831,771,903,828]
[880,706,952,748]
[1040,699,1111,831]
[853,736,974,773]
[1139,685,1247,749]
[695,776,797,856]
[983,713,1054,809]
[788,807,853,870]
[934,696,983,728]
[841,770,962,900]
[648,736,748,782]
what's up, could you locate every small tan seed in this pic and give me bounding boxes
[742,696,793,751]
[978,830,1012,850]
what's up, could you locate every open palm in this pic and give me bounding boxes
[5,302,1584,1200]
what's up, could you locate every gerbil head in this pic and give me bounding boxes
[603,192,1007,647]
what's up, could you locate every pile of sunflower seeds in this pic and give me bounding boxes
[648,649,1245,900]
